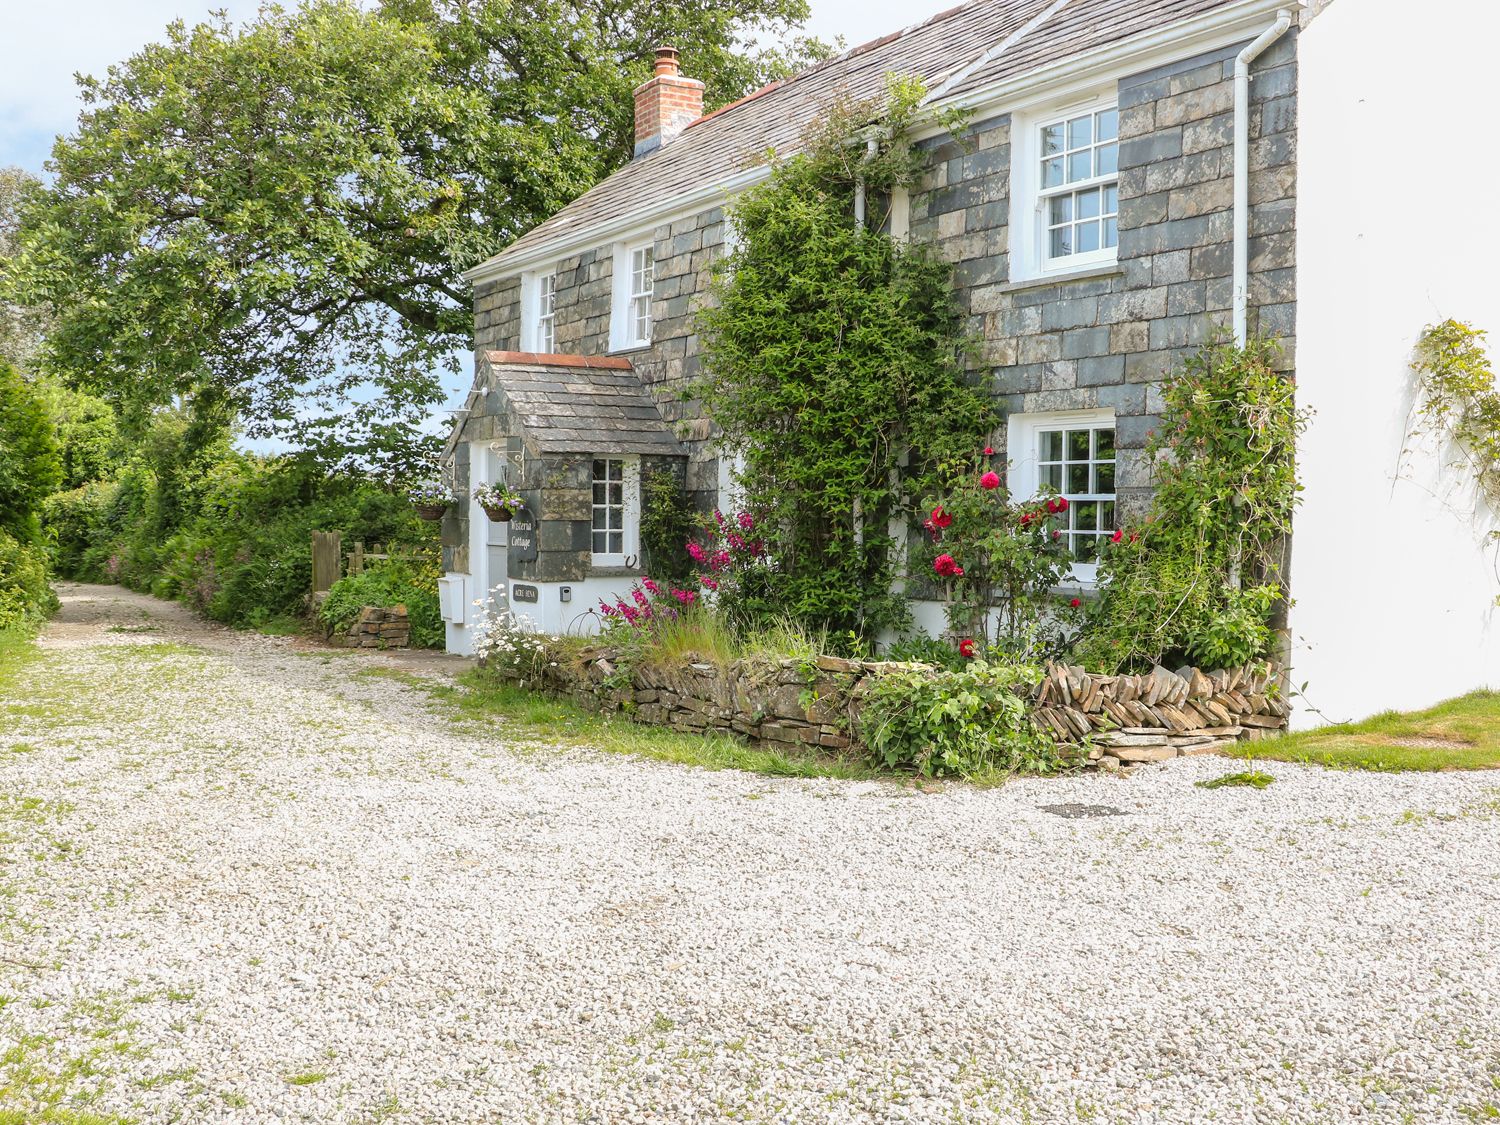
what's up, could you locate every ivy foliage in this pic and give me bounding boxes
[1081,339,1307,672]
[638,467,696,587]
[696,77,995,639]
[1412,319,1500,515]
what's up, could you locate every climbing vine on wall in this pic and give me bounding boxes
[1079,338,1308,672]
[695,77,994,640]
[1411,319,1500,518]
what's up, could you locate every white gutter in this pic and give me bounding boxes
[1232,8,1294,345]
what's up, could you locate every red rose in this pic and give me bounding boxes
[1111,528,1124,544]
[958,638,976,659]
[980,471,1000,490]
[930,506,952,529]
[1052,529,1061,540]
[1055,496,1069,512]
[983,446,995,456]
[1069,597,1081,608]
[1020,512,1035,528]
[934,554,963,578]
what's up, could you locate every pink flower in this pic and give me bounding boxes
[934,554,962,578]
[980,471,1001,490]
[642,577,661,595]
[699,576,720,591]
[671,588,697,605]
[687,541,706,563]
[930,506,952,529]
[983,446,995,456]
[737,512,754,530]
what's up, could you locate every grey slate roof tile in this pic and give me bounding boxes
[473,0,1242,275]
[476,353,685,457]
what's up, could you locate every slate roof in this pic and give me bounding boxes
[475,351,684,457]
[472,0,1246,275]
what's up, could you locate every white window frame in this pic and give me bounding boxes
[520,267,557,352]
[1010,91,1119,283]
[610,241,654,351]
[1006,408,1117,585]
[590,454,640,567]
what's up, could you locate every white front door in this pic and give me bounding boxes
[469,444,510,621]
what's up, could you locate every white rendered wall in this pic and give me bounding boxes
[1290,0,1500,727]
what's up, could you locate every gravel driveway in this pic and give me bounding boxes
[2,583,1498,1124]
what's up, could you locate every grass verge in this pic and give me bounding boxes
[1234,690,1500,772]
[367,666,884,782]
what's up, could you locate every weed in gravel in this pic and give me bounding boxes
[286,1070,328,1086]
[1197,770,1276,790]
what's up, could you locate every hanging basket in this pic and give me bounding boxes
[482,503,517,522]
[414,502,449,522]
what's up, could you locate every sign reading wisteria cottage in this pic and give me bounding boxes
[508,502,539,563]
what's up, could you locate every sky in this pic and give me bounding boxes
[0,0,959,174]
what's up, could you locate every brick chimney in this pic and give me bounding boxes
[633,46,704,158]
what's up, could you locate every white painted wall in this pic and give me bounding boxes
[1290,0,1500,727]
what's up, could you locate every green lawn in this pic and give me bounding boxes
[1234,690,1500,772]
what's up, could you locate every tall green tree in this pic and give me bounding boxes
[12,0,824,470]
[0,360,62,543]
[0,167,50,371]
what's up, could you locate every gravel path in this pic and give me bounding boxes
[2,583,1498,1124]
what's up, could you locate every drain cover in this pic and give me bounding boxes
[1040,803,1127,819]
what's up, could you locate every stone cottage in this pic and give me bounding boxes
[439,0,1500,726]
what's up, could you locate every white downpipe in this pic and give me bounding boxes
[1232,7,1293,345]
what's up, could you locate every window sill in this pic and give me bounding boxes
[607,343,651,357]
[998,263,1122,295]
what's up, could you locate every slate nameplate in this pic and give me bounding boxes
[511,584,539,603]
[508,497,539,562]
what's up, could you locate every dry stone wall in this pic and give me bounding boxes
[502,653,1287,768]
[330,605,411,649]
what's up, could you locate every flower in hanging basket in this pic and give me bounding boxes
[473,482,526,521]
[407,481,456,521]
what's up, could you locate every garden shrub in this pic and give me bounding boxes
[0,530,57,631]
[320,560,443,648]
[1079,338,1306,671]
[859,661,1057,778]
[42,480,119,580]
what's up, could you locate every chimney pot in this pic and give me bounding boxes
[654,45,680,77]
[633,45,703,158]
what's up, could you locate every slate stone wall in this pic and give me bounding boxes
[911,33,1298,522]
